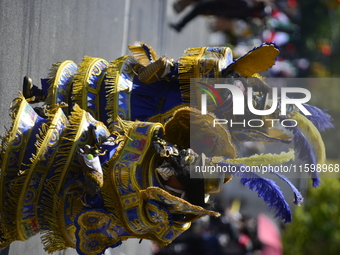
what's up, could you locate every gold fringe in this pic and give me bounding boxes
[0,95,26,242]
[128,42,158,66]
[45,62,62,106]
[101,163,123,225]
[113,117,135,141]
[105,56,130,127]
[178,47,205,102]
[40,192,70,253]
[72,56,95,109]
[39,105,85,252]
[0,222,17,249]
[3,107,65,242]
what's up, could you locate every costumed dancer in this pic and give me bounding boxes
[0,43,332,255]
[22,42,331,185]
[0,100,300,255]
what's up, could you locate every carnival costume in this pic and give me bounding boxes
[0,43,333,255]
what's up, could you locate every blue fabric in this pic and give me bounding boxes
[280,118,320,187]
[21,115,48,171]
[98,134,122,165]
[130,78,183,121]
[40,78,50,95]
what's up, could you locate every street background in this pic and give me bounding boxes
[0,0,212,254]
[1,0,340,255]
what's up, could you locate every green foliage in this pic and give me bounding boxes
[297,0,340,76]
[282,178,340,255]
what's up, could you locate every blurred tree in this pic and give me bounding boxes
[297,0,340,76]
[282,177,340,255]
[307,81,340,159]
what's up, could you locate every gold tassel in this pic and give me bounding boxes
[3,107,64,242]
[45,62,62,106]
[128,42,158,66]
[178,47,205,102]
[72,56,96,109]
[0,95,26,241]
[105,56,133,127]
[72,56,108,112]
[105,58,124,125]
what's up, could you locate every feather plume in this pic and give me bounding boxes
[291,113,326,165]
[218,162,292,222]
[238,171,292,222]
[223,149,295,166]
[269,171,303,205]
[302,104,333,131]
[282,117,321,187]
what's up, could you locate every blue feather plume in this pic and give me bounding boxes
[219,162,292,223]
[268,171,303,205]
[302,104,333,131]
[237,171,292,223]
[281,119,321,187]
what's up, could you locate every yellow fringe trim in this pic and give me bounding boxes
[72,56,95,109]
[45,62,62,106]
[40,193,70,253]
[39,105,85,252]
[72,56,108,111]
[128,42,158,66]
[179,47,205,102]
[101,122,199,247]
[15,107,66,241]
[105,56,131,127]
[101,164,123,229]
[0,95,26,243]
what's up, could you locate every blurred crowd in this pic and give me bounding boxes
[170,0,310,78]
[152,200,283,255]
[163,2,305,254]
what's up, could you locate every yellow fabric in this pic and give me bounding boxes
[140,187,220,217]
[164,107,237,159]
[45,60,77,107]
[291,112,326,165]
[227,44,279,77]
[128,42,158,66]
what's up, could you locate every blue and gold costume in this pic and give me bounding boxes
[0,43,332,255]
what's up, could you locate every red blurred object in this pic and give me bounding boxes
[239,233,251,247]
[288,0,298,8]
[286,43,296,53]
[321,45,332,56]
